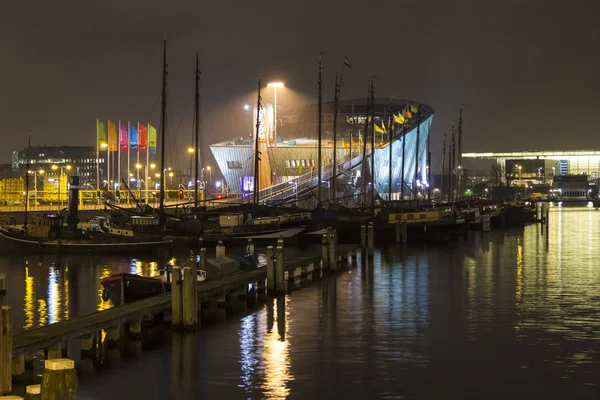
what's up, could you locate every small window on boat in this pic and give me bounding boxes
[420,213,427,219]
[407,214,414,220]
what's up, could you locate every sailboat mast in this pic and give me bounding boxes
[317,55,323,204]
[369,77,375,208]
[387,97,393,202]
[253,79,262,206]
[194,52,200,208]
[24,133,31,234]
[441,134,446,201]
[401,102,407,201]
[361,86,370,203]
[457,106,463,197]
[158,36,168,224]
[414,102,420,200]
[332,71,340,203]
[449,122,455,203]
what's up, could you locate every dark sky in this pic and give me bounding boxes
[1,0,599,170]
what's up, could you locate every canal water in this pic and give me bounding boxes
[3,207,600,398]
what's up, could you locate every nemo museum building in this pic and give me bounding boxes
[210,99,433,202]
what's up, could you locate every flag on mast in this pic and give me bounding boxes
[129,124,138,151]
[119,121,128,152]
[97,119,107,148]
[138,123,148,153]
[148,124,157,155]
[108,120,118,152]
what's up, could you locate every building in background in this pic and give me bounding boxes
[211,98,433,200]
[12,145,99,189]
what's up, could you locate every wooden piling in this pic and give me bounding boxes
[25,384,40,400]
[266,246,275,293]
[395,221,401,243]
[11,354,24,378]
[0,273,5,294]
[321,233,329,270]
[171,265,182,327]
[128,318,143,339]
[367,222,375,257]
[40,359,78,400]
[246,239,255,256]
[360,225,366,249]
[401,220,407,243]
[276,246,285,292]
[46,343,62,360]
[182,266,198,329]
[329,230,337,271]
[216,240,226,258]
[0,306,12,395]
[199,248,206,271]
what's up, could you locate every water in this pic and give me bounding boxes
[5,208,600,398]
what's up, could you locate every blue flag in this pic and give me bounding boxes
[129,124,138,151]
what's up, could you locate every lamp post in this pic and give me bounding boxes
[267,82,284,148]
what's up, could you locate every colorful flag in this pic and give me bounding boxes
[129,124,138,151]
[138,123,148,153]
[410,103,419,114]
[108,120,118,152]
[148,124,157,155]
[403,109,413,119]
[119,121,128,152]
[97,119,107,148]
[394,113,405,125]
[374,122,386,134]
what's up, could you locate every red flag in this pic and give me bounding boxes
[138,123,148,153]
[119,121,128,152]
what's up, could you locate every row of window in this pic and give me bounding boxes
[227,161,242,169]
[285,160,315,168]
[560,191,588,197]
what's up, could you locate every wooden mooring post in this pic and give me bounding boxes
[182,265,198,329]
[360,225,366,250]
[266,246,275,293]
[275,246,285,293]
[401,220,408,243]
[171,265,183,327]
[321,232,330,270]
[40,359,78,400]
[0,273,6,295]
[367,222,375,257]
[329,229,338,271]
[0,306,12,395]
[25,384,40,400]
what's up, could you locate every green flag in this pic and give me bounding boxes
[97,119,107,148]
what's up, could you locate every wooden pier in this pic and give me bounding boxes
[11,243,355,357]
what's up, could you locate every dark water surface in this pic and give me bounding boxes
[4,208,600,399]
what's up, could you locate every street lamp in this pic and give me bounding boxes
[267,82,284,148]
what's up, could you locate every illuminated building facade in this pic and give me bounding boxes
[210,98,433,199]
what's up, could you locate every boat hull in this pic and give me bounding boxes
[101,273,171,305]
[0,228,172,254]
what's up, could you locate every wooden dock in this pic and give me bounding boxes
[12,243,355,356]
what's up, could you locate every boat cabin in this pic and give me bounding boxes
[28,214,62,238]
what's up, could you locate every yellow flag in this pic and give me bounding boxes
[394,113,405,124]
[410,103,419,113]
[375,123,386,134]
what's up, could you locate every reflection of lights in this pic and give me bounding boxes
[37,299,47,327]
[149,262,159,277]
[98,267,113,311]
[48,267,61,324]
[64,267,70,321]
[168,258,177,267]
[239,314,259,394]
[516,239,523,310]
[262,298,291,399]
[24,267,35,330]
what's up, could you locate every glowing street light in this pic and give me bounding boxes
[244,104,250,111]
[187,147,195,154]
[135,163,142,188]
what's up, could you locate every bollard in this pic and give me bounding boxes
[395,221,401,243]
[25,384,40,400]
[0,306,12,395]
[276,246,285,292]
[367,222,375,257]
[246,239,255,256]
[40,359,78,400]
[321,233,330,270]
[0,273,5,294]
[171,266,183,327]
[360,225,366,249]
[216,240,226,259]
[182,266,198,329]
[401,220,408,243]
[329,230,337,271]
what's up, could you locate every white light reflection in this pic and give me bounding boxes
[47,266,61,324]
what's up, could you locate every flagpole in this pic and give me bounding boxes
[96,119,100,191]
[107,119,111,193]
[137,124,140,190]
[401,106,406,201]
[118,120,121,200]
[414,102,420,201]
[332,70,340,202]
[369,77,375,209]
[388,97,393,202]
[127,121,130,204]
[146,123,150,203]
[317,55,323,205]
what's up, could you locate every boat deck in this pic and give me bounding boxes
[12,244,355,355]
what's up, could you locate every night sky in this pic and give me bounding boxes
[1,0,598,170]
